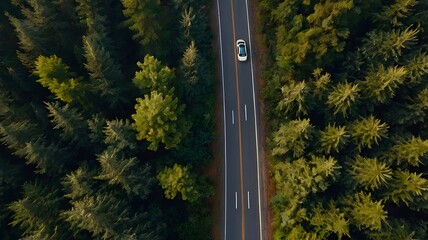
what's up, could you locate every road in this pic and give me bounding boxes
[216,0,263,238]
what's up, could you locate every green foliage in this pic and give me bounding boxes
[349,156,392,190]
[309,202,350,239]
[62,166,97,200]
[103,119,137,151]
[95,148,153,198]
[362,65,407,104]
[326,82,359,117]
[319,124,349,154]
[34,55,87,104]
[61,193,136,239]
[45,101,88,145]
[388,136,428,166]
[181,41,199,85]
[362,27,419,62]
[132,91,190,151]
[385,170,428,206]
[347,192,387,231]
[8,182,69,239]
[375,0,418,27]
[272,118,313,157]
[133,55,175,94]
[121,0,162,46]
[157,164,200,202]
[272,156,339,228]
[350,116,389,151]
[277,80,310,117]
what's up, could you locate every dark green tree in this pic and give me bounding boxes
[95,148,153,199]
[8,181,70,239]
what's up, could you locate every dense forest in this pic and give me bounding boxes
[259,0,428,239]
[0,0,215,239]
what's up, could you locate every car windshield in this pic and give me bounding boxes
[239,45,245,56]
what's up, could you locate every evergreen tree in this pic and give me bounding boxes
[350,116,389,151]
[8,181,70,239]
[277,80,310,117]
[62,165,97,200]
[272,118,313,157]
[181,40,198,85]
[45,101,89,145]
[374,0,418,27]
[82,35,128,108]
[362,27,419,62]
[61,193,134,239]
[405,52,428,82]
[326,82,359,117]
[385,170,428,206]
[132,91,190,151]
[34,55,87,104]
[157,163,200,202]
[318,123,349,154]
[95,148,153,199]
[309,202,349,239]
[386,88,428,125]
[347,192,387,231]
[133,55,175,95]
[121,0,162,47]
[362,65,407,104]
[388,136,428,166]
[103,119,137,151]
[349,156,392,190]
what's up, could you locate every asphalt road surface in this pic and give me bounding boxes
[216,0,263,239]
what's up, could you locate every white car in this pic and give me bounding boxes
[236,39,247,62]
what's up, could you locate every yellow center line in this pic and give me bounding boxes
[228,0,245,239]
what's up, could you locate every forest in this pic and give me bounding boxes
[259,0,428,239]
[0,0,215,239]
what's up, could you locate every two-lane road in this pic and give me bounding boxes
[216,0,263,238]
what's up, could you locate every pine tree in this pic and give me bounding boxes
[61,193,131,239]
[181,41,199,85]
[8,181,70,239]
[374,0,418,27]
[277,80,310,117]
[349,156,392,190]
[362,27,419,62]
[82,35,128,108]
[405,52,428,82]
[14,136,66,174]
[181,7,195,39]
[347,192,387,231]
[319,123,349,154]
[385,170,428,206]
[272,118,313,157]
[45,101,89,145]
[95,148,154,199]
[62,165,97,200]
[132,91,190,151]
[388,136,428,166]
[309,202,350,239]
[103,119,137,151]
[362,65,407,104]
[34,55,87,104]
[156,163,200,202]
[326,82,359,117]
[121,0,162,46]
[133,55,175,95]
[350,116,389,151]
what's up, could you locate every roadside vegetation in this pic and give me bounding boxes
[0,0,215,239]
[258,0,428,239]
